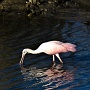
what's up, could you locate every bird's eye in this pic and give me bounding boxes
[23,51,25,53]
[23,51,26,54]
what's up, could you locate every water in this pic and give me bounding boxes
[0,15,90,90]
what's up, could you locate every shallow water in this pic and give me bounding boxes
[0,15,90,90]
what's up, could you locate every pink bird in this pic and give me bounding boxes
[20,41,76,65]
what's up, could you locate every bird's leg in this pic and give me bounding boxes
[50,55,56,69]
[55,54,63,64]
[53,55,56,65]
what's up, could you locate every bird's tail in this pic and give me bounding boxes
[62,43,76,52]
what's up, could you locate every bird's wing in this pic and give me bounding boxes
[49,41,63,45]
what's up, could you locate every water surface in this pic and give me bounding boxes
[0,15,90,90]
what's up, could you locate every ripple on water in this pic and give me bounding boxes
[0,16,90,90]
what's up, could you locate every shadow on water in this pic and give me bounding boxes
[0,15,90,89]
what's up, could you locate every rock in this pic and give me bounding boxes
[0,0,90,17]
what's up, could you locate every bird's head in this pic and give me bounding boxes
[22,49,28,55]
[20,49,28,64]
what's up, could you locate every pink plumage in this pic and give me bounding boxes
[20,41,76,65]
[61,43,76,52]
[37,41,76,54]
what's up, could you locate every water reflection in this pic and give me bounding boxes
[20,63,75,90]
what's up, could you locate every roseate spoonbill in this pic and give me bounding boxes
[20,41,76,65]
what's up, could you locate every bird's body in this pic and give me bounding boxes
[37,41,63,55]
[20,41,76,64]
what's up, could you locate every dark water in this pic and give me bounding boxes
[0,15,90,90]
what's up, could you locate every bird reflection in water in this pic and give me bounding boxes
[43,64,74,90]
[20,64,74,89]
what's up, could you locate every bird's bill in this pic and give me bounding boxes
[19,54,25,65]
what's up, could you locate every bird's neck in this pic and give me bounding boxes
[26,48,41,54]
